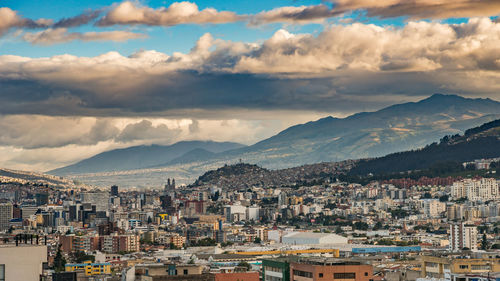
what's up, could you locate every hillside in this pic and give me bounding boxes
[192,161,355,190]
[0,168,79,188]
[349,119,500,176]
[50,141,245,174]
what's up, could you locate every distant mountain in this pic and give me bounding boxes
[51,94,500,187]
[50,141,246,175]
[216,94,500,168]
[349,118,500,176]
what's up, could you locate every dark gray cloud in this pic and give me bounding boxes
[249,4,338,25]
[53,10,101,28]
[328,0,500,19]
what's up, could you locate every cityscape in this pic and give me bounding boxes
[1,1,500,281]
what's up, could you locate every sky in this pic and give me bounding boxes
[1,0,500,172]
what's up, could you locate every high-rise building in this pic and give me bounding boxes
[452,178,499,201]
[449,222,478,251]
[35,193,48,206]
[0,202,13,231]
[110,185,119,197]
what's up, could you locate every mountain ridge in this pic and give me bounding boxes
[50,94,500,185]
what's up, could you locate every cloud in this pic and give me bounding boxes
[328,0,500,19]
[22,28,147,45]
[97,1,242,26]
[0,7,50,36]
[53,10,101,28]
[115,120,182,143]
[249,4,336,25]
[1,18,500,117]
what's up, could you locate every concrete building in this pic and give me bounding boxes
[449,222,478,251]
[423,199,445,218]
[290,259,373,281]
[81,192,110,212]
[65,261,111,276]
[282,232,348,245]
[420,256,500,278]
[262,257,300,281]
[0,202,13,232]
[452,178,499,201]
[0,245,47,281]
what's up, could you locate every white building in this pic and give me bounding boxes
[81,192,110,211]
[449,222,478,251]
[0,245,47,281]
[282,232,348,245]
[423,199,446,218]
[452,178,499,201]
[0,202,13,232]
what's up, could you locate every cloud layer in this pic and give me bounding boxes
[1,18,499,117]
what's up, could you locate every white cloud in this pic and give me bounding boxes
[97,1,242,26]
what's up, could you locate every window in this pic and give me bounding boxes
[319,273,324,278]
[365,272,369,276]
[459,265,469,269]
[334,273,356,279]
[0,264,4,281]
[184,269,189,275]
[293,270,313,278]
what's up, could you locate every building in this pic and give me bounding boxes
[110,185,119,197]
[262,257,300,281]
[212,272,259,281]
[282,232,348,245]
[0,202,13,232]
[0,245,47,281]
[81,192,110,212]
[423,199,445,218]
[290,259,374,281]
[65,261,111,276]
[452,178,499,201]
[420,256,500,278]
[449,223,478,251]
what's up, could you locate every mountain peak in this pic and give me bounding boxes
[422,93,464,102]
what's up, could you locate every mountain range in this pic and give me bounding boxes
[50,141,246,174]
[49,94,500,186]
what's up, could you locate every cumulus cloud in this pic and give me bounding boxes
[97,1,242,26]
[115,120,182,143]
[328,0,500,19]
[249,4,336,25]
[22,28,147,45]
[1,18,500,116]
[0,7,50,36]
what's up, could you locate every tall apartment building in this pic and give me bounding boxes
[452,178,499,201]
[0,201,13,231]
[449,222,478,251]
[423,199,446,218]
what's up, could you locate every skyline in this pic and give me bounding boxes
[1,0,500,171]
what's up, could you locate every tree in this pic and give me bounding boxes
[481,233,489,250]
[254,237,261,244]
[53,245,67,272]
[238,261,251,271]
